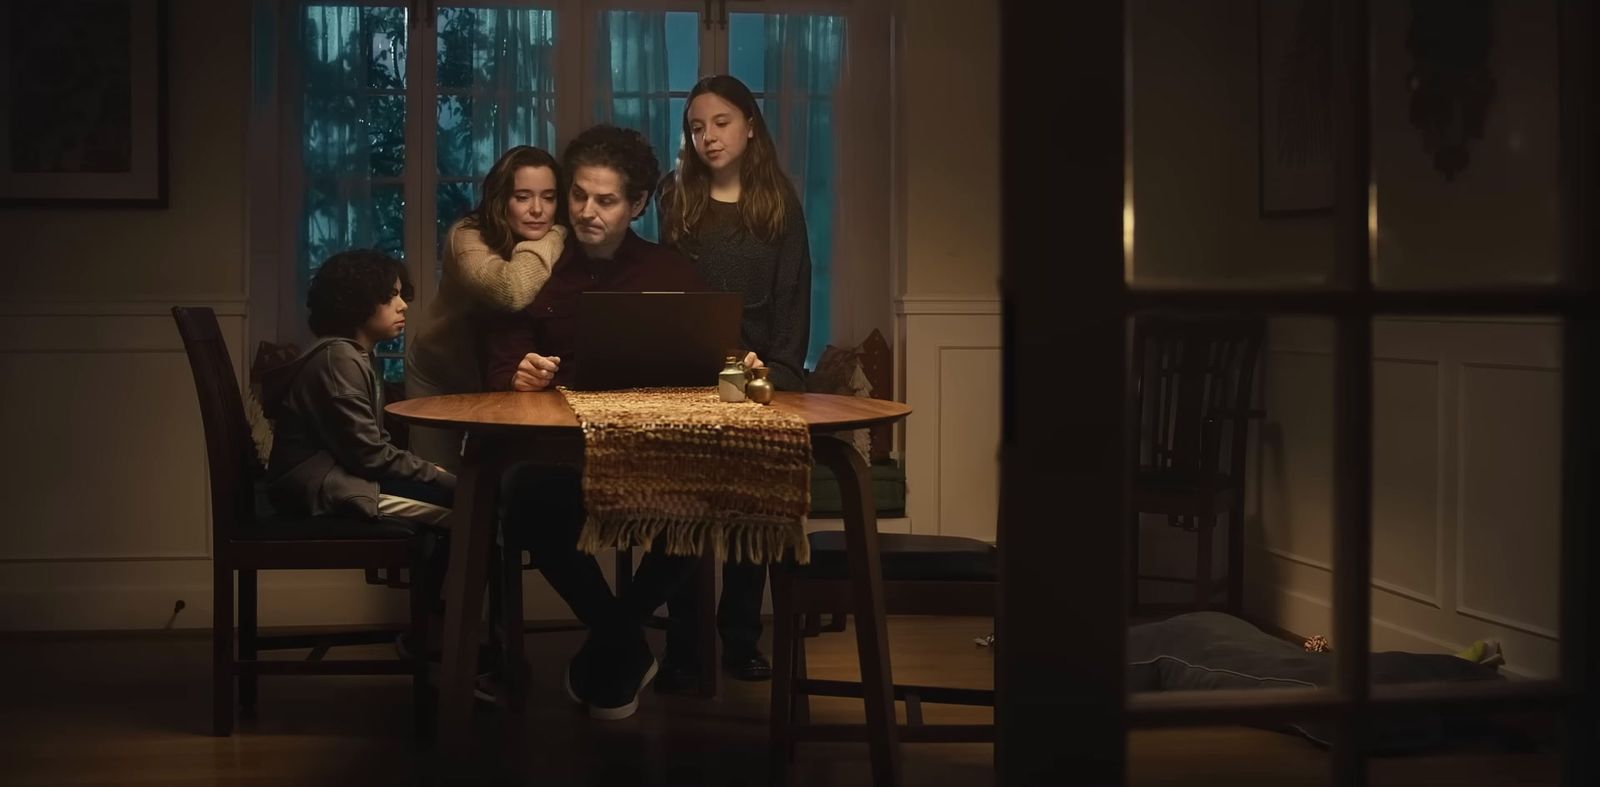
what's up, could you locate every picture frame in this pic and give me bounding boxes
[0,0,169,208]
[1257,0,1334,217]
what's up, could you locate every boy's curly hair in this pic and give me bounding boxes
[306,249,412,338]
[562,124,661,206]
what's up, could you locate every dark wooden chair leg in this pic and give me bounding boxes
[793,616,811,728]
[1226,509,1244,615]
[1195,515,1214,610]
[1129,512,1142,615]
[769,561,796,786]
[213,558,234,737]
[410,553,433,741]
[696,554,718,698]
[237,568,258,714]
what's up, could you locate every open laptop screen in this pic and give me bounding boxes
[570,291,742,390]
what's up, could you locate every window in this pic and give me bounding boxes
[259,0,885,379]
[433,7,559,275]
[727,12,845,365]
[592,8,700,243]
[296,3,411,380]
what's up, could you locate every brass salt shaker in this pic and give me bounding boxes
[717,355,748,402]
[744,366,774,404]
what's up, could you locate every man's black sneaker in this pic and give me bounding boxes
[722,648,773,682]
[586,636,658,720]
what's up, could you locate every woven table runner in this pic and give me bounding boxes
[560,387,812,564]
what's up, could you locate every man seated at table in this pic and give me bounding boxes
[479,124,762,720]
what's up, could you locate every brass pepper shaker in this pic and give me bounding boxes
[718,355,748,402]
[744,366,774,405]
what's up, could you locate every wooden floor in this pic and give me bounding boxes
[0,616,1558,786]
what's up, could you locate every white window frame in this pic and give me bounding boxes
[249,0,892,365]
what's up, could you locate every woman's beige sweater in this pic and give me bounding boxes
[406,219,566,396]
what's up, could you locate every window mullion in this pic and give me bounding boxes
[555,0,587,148]
[1328,0,1373,783]
[403,0,434,314]
[279,0,313,349]
[705,0,727,73]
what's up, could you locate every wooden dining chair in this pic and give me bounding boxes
[1128,312,1265,614]
[172,306,433,737]
[768,440,996,787]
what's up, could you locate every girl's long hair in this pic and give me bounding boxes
[660,75,792,246]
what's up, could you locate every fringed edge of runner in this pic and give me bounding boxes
[576,513,811,565]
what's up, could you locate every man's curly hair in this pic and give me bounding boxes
[306,249,413,338]
[562,124,661,206]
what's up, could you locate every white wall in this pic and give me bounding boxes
[1129,0,1336,288]
[1371,0,1560,288]
[1254,318,1561,678]
[1131,0,1564,677]
[0,0,260,630]
[893,0,1002,542]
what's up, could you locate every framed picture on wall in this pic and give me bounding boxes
[0,0,169,208]
[1257,0,1333,216]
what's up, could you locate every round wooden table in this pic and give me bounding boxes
[386,390,911,764]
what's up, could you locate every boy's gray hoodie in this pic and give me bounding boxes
[262,337,454,519]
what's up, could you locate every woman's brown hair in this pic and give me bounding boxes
[660,75,793,246]
[459,145,563,259]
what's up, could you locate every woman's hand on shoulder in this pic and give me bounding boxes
[514,223,566,254]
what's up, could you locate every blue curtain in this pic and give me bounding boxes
[593,11,674,242]
[434,7,557,257]
[298,4,408,379]
[297,5,557,381]
[763,15,845,368]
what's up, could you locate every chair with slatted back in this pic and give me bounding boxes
[171,306,434,737]
[768,438,997,787]
[1128,312,1265,614]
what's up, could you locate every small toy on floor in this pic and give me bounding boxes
[1297,633,1505,667]
[1455,639,1505,668]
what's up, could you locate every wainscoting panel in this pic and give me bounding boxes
[1456,363,1561,639]
[897,297,1001,541]
[1370,357,1440,607]
[1257,344,1335,569]
[1246,317,1562,678]
[0,302,248,629]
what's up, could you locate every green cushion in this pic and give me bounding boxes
[808,460,906,518]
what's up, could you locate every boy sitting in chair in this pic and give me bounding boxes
[263,249,456,524]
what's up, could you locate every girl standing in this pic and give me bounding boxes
[656,75,814,689]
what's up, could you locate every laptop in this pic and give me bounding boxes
[570,291,743,390]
